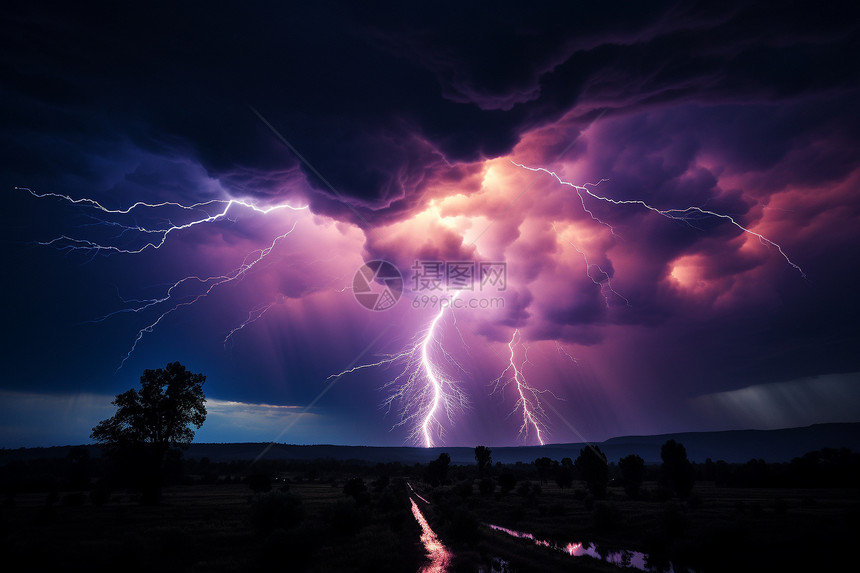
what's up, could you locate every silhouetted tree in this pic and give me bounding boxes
[618,454,645,499]
[475,445,492,476]
[91,362,206,503]
[555,466,574,489]
[574,446,609,498]
[425,453,451,486]
[534,456,553,484]
[660,440,694,498]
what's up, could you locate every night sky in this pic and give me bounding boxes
[2,1,859,448]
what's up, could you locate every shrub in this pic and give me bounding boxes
[455,479,473,498]
[478,477,496,495]
[575,446,609,499]
[618,454,645,499]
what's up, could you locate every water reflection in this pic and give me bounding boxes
[411,497,452,573]
[488,523,685,572]
[408,481,432,505]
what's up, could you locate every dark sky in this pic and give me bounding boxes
[2,0,859,448]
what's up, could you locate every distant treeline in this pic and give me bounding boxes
[1,444,858,498]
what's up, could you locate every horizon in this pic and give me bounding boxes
[5,421,858,452]
[3,2,860,450]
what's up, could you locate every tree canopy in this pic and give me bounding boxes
[660,439,695,498]
[91,362,206,503]
[574,445,609,498]
[619,453,646,499]
[92,362,207,449]
[474,445,492,476]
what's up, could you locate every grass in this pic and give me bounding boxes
[1,476,858,572]
[0,480,423,572]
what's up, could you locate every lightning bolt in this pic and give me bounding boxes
[20,186,306,367]
[18,187,305,255]
[552,223,629,308]
[513,163,807,279]
[117,224,298,369]
[555,341,580,366]
[224,302,277,348]
[329,291,468,447]
[492,329,549,445]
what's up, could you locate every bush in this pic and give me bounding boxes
[619,454,646,499]
[455,479,473,498]
[249,491,304,536]
[575,446,609,499]
[584,494,595,510]
[660,440,694,498]
[478,477,496,495]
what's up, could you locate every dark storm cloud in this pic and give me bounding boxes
[3,0,860,446]
[3,1,858,224]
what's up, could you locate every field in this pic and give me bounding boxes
[2,472,858,572]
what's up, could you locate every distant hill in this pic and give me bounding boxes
[2,422,859,465]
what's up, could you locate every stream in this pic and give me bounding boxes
[487,523,690,572]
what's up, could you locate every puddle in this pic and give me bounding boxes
[488,523,689,572]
